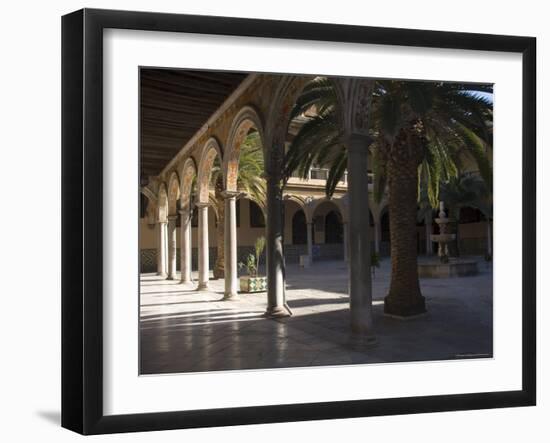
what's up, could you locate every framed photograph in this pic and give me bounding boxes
[61,8,536,435]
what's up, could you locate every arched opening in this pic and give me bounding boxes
[459,206,483,224]
[196,139,224,286]
[167,172,180,216]
[197,139,223,204]
[282,77,344,186]
[292,210,307,245]
[457,206,487,255]
[165,173,181,279]
[234,196,266,273]
[177,157,198,282]
[324,210,343,244]
[224,107,265,193]
[157,184,168,223]
[249,199,266,228]
[281,198,308,263]
[221,117,266,281]
[153,184,169,277]
[311,200,344,261]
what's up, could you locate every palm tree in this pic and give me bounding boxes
[284,78,493,316]
[211,131,266,278]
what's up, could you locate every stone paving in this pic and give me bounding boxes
[140,257,493,375]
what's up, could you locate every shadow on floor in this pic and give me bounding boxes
[36,410,60,426]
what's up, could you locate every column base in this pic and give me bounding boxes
[223,292,239,301]
[180,278,191,284]
[166,275,177,281]
[348,333,377,349]
[383,294,427,318]
[264,305,291,318]
[156,272,167,278]
[196,282,209,291]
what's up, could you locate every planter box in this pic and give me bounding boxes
[239,276,267,293]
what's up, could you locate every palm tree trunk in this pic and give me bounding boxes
[384,138,426,317]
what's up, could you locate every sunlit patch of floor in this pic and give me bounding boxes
[139,258,493,375]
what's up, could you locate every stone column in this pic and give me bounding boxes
[373,217,381,255]
[347,134,375,340]
[265,169,288,317]
[223,191,239,300]
[167,215,178,280]
[156,221,167,277]
[197,202,210,290]
[487,219,493,257]
[179,207,192,283]
[343,222,349,262]
[307,221,314,262]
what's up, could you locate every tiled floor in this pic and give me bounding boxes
[140,257,493,375]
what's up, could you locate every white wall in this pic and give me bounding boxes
[0,1,546,442]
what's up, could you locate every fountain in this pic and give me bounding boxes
[417,202,479,278]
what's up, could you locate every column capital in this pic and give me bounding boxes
[167,214,178,222]
[178,207,190,216]
[157,219,168,225]
[195,201,210,209]
[221,190,240,200]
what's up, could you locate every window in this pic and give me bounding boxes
[310,168,328,180]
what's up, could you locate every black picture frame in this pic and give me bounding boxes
[61,8,536,435]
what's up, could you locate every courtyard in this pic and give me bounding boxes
[138,70,494,375]
[140,257,493,374]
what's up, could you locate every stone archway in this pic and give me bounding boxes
[197,138,223,204]
[195,138,223,290]
[223,105,265,193]
[179,157,197,212]
[310,199,345,261]
[262,76,347,316]
[219,107,266,297]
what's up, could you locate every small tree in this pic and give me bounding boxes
[239,254,258,277]
[239,236,266,278]
[254,236,266,273]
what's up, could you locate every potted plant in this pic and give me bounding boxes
[239,236,267,293]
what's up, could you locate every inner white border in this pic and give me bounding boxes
[103,29,523,415]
